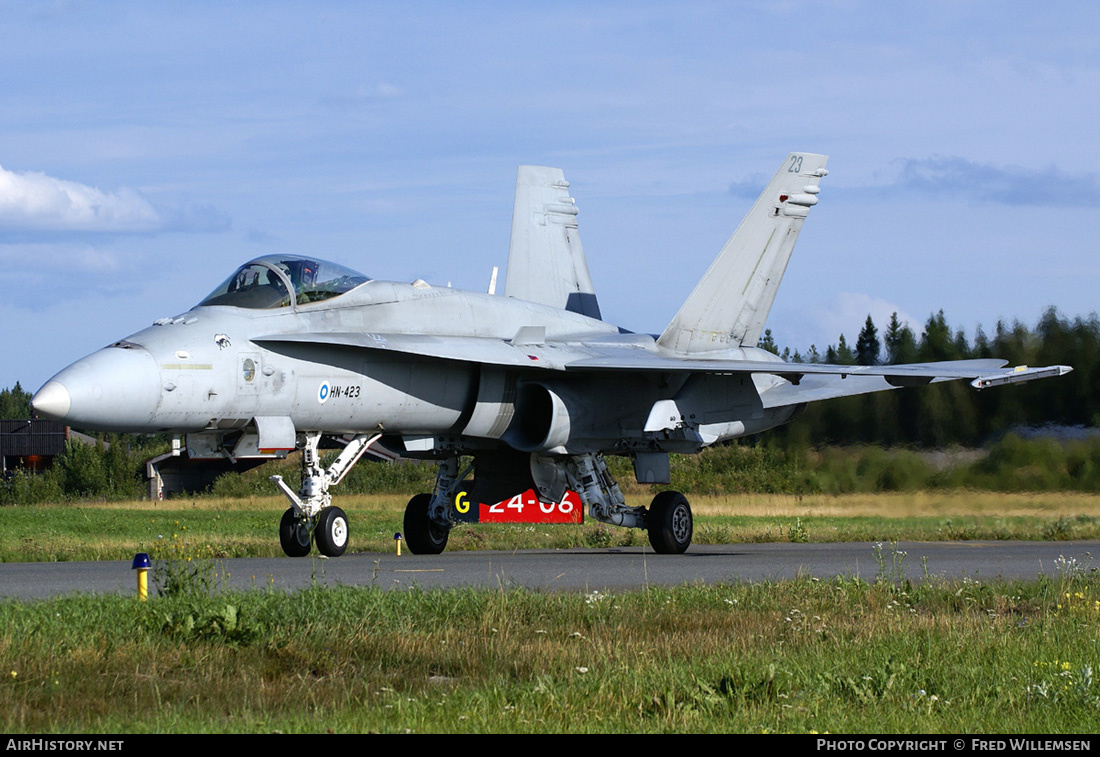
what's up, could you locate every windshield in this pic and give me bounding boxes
[198,255,370,309]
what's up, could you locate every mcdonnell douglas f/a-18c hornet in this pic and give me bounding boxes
[31,153,1072,557]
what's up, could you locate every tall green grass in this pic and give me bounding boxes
[2,558,1098,733]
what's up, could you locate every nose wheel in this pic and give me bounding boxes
[279,505,350,557]
[279,508,312,557]
[315,506,349,557]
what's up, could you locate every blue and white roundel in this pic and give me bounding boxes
[318,381,330,404]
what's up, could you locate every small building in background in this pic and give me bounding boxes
[144,443,266,500]
[0,419,263,499]
[0,419,69,477]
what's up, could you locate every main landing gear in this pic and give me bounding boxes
[402,457,462,555]
[400,452,694,555]
[271,431,379,557]
[403,493,450,554]
[567,453,693,554]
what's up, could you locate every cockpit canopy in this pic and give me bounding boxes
[199,255,370,309]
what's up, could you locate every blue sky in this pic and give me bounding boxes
[2,1,1098,392]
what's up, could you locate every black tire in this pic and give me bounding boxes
[279,507,312,557]
[647,490,693,554]
[315,506,349,557]
[403,493,449,555]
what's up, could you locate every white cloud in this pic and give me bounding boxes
[374,82,402,99]
[769,292,918,354]
[348,81,403,100]
[0,243,122,274]
[892,157,1100,207]
[0,164,162,232]
[817,293,918,342]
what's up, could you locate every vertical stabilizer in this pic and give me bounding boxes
[657,153,828,352]
[504,166,602,319]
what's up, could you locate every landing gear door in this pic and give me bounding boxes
[232,416,297,458]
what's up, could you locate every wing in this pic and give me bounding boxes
[503,166,602,319]
[255,331,1071,408]
[565,353,1072,406]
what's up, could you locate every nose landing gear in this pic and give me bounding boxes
[271,431,380,557]
[278,505,350,557]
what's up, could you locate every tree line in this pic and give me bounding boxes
[0,383,32,420]
[760,306,1099,447]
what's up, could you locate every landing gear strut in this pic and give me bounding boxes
[271,431,380,557]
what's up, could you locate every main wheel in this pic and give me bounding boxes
[315,506,349,557]
[403,493,449,554]
[279,507,312,557]
[647,490,693,554]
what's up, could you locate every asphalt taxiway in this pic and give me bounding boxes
[1,541,1097,600]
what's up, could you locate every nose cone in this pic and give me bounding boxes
[33,345,162,431]
[30,381,71,419]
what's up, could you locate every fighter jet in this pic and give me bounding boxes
[31,153,1071,557]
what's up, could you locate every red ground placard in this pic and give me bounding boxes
[476,489,583,524]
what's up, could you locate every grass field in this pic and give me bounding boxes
[2,491,1099,563]
[2,491,1099,733]
[3,569,1099,733]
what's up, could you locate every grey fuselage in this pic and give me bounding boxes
[35,277,796,456]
